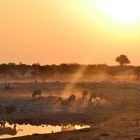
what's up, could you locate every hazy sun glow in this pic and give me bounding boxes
[94,0,140,22]
[1,0,140,65]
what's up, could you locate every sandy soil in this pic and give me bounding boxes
[0,82,140,140]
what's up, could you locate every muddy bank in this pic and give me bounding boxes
[0,96,110,125]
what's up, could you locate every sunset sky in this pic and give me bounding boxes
[0,0,140,65]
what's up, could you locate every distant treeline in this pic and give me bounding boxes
[0,63,140,81]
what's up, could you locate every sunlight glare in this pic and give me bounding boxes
[90,0,140,23]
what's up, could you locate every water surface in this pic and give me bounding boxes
[0,122,90,139]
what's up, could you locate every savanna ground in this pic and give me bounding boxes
[0,81,140,140]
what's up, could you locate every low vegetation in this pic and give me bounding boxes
[0,55,139,82]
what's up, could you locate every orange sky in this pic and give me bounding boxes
[0,0,140,65]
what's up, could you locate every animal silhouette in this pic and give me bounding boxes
[32,89,42,99]
[0,122,23,136]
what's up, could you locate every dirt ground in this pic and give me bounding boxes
[0,82,140,140]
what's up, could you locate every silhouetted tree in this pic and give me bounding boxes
[115,55,130,66]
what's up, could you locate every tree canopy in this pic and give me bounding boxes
[115,55,130,66]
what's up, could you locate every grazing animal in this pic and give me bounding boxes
[67,94,76,103]
[32,89,42,99]
[61,95,76,107]
[0,123,23,136]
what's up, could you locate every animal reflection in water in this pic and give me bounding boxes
[32,89,42,100]
[61,124,76,132]
[0,121,23,136]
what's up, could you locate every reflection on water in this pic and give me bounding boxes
[61,124,76,131]
[0,122,90,139]
[0,122,22,138]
